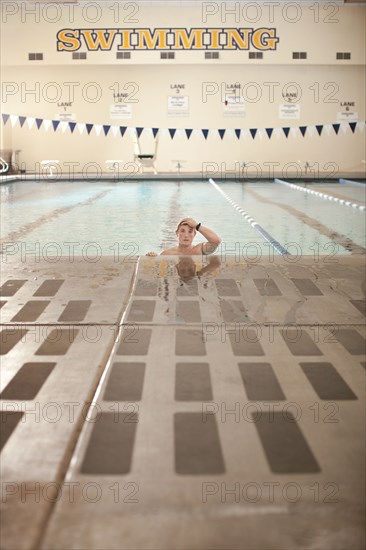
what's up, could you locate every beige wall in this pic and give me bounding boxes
[1,1,365,176]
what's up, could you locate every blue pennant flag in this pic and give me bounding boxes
[332,123,340,135]
[349,122,357,134]
[185,129,193,139]
[69,122,76,133]
[282,127,290,138]
[120,126,127,137]
[36,118,43,129]
[2,114,9,125]
[19,116,26,127]
[235,129,241,140]
[152,128,159,138]
[202,129,209,140]
[218,129,226,140]
[250,129,257,139]
[316,125,323,136]
[103,125,110,136]
[136,127,144,138]
[169,128,176,139]
[265,128,273,139]
[299,126,307,137]
[86,123,93,135]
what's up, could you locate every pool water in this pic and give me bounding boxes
[1,179,365,258]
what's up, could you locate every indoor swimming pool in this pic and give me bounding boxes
[1,178,365,258]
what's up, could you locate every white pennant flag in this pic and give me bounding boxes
[176,129,183,140]
[226,129,234,140]
[340,122,348,135]
[77,123,85,135]
[60,121,68,133]
[26,117,35,130]
[358,121,365,133]
[43,120,52,132]
[10,115,18,128]
[274,127,282,140]
[290,127,299,139]
[193,129,201,140]
[145,127,152,137]
[257,128,264,140]
[307,125,315,138]
[324,125,332,136]
[160,128,167,139]
[94,124,102,137]
[241,129,248,140]
[111,126,119,137]
[128,127,136,138]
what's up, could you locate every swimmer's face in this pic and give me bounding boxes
[176,223,196,246]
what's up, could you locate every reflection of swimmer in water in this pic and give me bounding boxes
[146,217,221,256]
[176,256,221,282]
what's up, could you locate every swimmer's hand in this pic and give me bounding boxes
[180,217,198,229]
[146,251,158,256]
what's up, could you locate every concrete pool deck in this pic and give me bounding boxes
[0,254,365,549]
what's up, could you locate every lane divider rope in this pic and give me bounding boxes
[275,178,366,212]
[209,178,290,256]
[339,178,366,189]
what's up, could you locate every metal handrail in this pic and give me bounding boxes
[0,156,9,173]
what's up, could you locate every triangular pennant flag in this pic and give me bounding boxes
[274,128,282,139]
[202,129,209,140]
[145,127,152,137]
[86,123,93,135]
[332,123,340,135]
[19,116,26,127]
[52,120,59,131]
[94,124,103,137]
[235,129,241,140]
[308,125,315,138]
[111,126,119,137]
[265,128,273,139]
[349,122,357,134]
[299,126,307,137]
[43,120,52,132]
[185,129,193,140]
[218,129,226,140]
[36,118,43,130]
[160,128,168,139]
[316,125,323,136]
[10,115,18,128]
[241,129,248,140]
[136,127,144,138]
[357,121,365,133]
[60,121,68,133]
[27,117,35,130]
[69,122,77,133]
[341,122,348,134]
[249,128,257,139]
[128,127,136,137]
[152,128,159,138]
[2,114,9,125]
[282,127,290,138]
[226,129,234,140]
[290,127,299,138]
[324,124,332,136]
[77,123,85,135]
[176,129,183,140]
[169,128,176,139]
[120,126,127,137]
[257,129,264,140]
[103,125,111,136]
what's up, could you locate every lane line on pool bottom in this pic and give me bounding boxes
[275,178,366,212]
[208,178,290,256]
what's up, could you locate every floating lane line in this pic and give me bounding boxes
[339,178,366,189]
[275,178,366,212]
[209,178,290,256]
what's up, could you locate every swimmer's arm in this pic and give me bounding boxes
[160,247,178,255]
[198,225,221,255]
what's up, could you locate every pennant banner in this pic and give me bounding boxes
[1,114,365,141]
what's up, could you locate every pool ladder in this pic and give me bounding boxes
[0,156,9,173]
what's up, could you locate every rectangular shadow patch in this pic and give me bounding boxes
[177,280,198,296]
[281,329,322,356]
[0,362,56,400]
[175,363,213,401]
[35,328,79,355]
[0,411,24,452]
[0,280,27,297]
[253,279,282,296]
[11,301,50,322]
[104,363,146,401]
[334,329,366,355]
[33,280,64,297]
[220,300,250,323]
[238,363,286,401]
[349,300,365,317]
[127,300,156,323]
[0,328,28,355]
[117,328,152,356]
[253,411,320,473]
[174,413,225,474]
[58,301,92,322]
[134,279,158,296]
[176,301,201,323]
[229,330,264,356]
[300,362,357,400]
[175,330,206,356]
[291,278,323,296]
[80,412,137,474]
[215,279,241,296]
